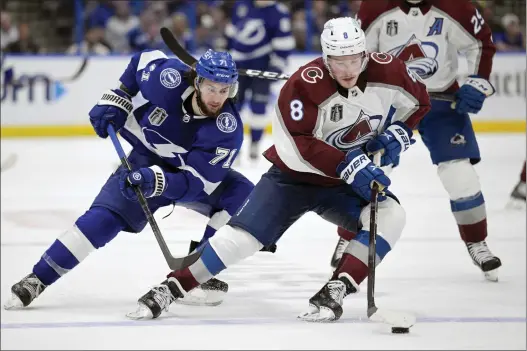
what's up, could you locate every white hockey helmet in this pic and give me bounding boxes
[320,17,368,76]
[406,0,424,4]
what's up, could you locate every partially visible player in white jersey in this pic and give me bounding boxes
[124,17,431,322]
[332,0,502,281]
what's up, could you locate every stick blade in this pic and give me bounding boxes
[167,249,202,270]
[368,308,416,328]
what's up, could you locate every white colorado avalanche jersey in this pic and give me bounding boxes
[358,0,495,93]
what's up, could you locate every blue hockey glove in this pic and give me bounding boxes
[454,75,495,115]
[365,122,415,166]
[89,89,133,138]
[337,148,391,201]
[119,166,167,201]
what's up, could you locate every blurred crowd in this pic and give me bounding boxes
[1,0,525,55]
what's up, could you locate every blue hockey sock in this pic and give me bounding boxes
[32,207,126,286]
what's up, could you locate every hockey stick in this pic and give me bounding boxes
[367,152,416,332]
[160,27,454,103]
[106,124,202,270]
[1,153,18,173]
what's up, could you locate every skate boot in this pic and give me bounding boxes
[176,240,229,306]
[126,277,185,320]
[507,181,526,209]
[330,237,350,269]
[298,273,358,322]
[4,273,46,310]
[466,241,502,282]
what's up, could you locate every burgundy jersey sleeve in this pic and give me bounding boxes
[366,53,431,129]
[272,75,345,178]
[434,0,495,79]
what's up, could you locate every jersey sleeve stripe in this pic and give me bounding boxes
[137,50,168,71]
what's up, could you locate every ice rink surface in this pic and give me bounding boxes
[1,134,525,350]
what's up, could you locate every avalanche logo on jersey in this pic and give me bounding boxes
[325,110,383,151]
[387,34,439,79]
[142,127,188,158]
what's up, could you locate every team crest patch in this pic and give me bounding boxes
[160,68,181,89]
[216,113,238,133]
[148,107,168,126]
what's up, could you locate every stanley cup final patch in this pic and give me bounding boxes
[216,113,238,133]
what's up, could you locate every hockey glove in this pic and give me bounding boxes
[119,166,166,201]
[89,89,133,138]
[337,148,391,201]
[365,122,415,166]
[454,75,495,115]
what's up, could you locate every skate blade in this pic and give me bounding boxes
[125,303,154,320]
[3,294,25,310]
[174,287,225,307]
[298,306,337,323]
[484,268,499,282]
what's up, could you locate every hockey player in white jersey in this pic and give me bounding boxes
[125,17,431,321]
[332,0,502,282]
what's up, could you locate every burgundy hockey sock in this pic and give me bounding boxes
[331,253,369,285]
[450,192,488,243]
[337,227,357,241]
[521,162,526,183]
[168,268,200,292]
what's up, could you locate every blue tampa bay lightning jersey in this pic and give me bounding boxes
[225,0,295,71]
[117,49,243,202]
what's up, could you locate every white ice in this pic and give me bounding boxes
[1,134,526,350]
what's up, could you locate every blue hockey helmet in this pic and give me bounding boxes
[195,49,238,85]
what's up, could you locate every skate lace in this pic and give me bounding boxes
[151,285,176,312]
[467,241,494,264]
[22,277,45,299]
[327,281,346,304]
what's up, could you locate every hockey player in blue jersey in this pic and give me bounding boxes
[4,48,254,310]
[225,0,295,160]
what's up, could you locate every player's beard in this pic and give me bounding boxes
[196,89,223,118]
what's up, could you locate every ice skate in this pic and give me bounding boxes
[4,273,46,310]
[126,277,185,320]
[298,273,358,322]
[466,241,502,282]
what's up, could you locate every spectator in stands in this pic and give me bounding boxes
[105,1,139,53]
[494,14,526,52]
[127,9,164,52]
[87,0,115,29]
[66,26,111,55]
[1,11,18,50]
[3,23,39,54]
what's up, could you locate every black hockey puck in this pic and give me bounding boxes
[392,327,410,334]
